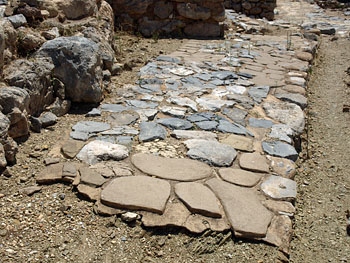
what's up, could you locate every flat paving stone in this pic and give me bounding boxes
[262,141,298,161]
[269,124,294,144]
[218,168,263,187]
[195,120,218,131]
[262,200,296,217]
[36,163,63,184]
[275,93,307,109]
[76,140,129,165]
[239,152,270,173]
[157,118,193,130]
[131,153,212,181]
[77,184,100,201]
[171,130,217,141]
[222,107,248,125]
[107,111,139,126]
[139,122,167,142]
[100,104,127,112]
[260,175,297,201]
[72,121,111,134]
[220,134,254,152]
[248,86,270,103]
[61,139,85,159]
[217,120,252,136]
[79,167,106,187]
[184,139,237,167]
[248,118,274,128]
[206,178,273,238]
[101,176,171,214]
[175,182,222,218]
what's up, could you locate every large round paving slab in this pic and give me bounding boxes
[131,153,212,181]
[100,176,171,214]
[218,168,264,187]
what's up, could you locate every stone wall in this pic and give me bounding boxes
[224,0,276,21]
[107,0,226,38]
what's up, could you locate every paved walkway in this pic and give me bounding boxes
[35,0,350,255]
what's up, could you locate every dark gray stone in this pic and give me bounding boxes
[29,116,42,133]
[107,111,139,126]
[262,141,298,161]
[217,120,253,136]
[72,121,111,134]
[269,124,294,144]
[248,118,274,128]
[211,71,238,80]
[100,104,128,113]
[39,112,57,128]
[319,27,336,35]
[156,55,180,64]
[184,139,237,167]
[157,118,193,130]
[248,86,270,103]
[222,107,248,126]
[85,108,101,117]
[226,94,254,110]
[70,131,91,141]
[6,14,27,28]
[195,121,218,131]
[139,122,167,142]
[126,100,158,109]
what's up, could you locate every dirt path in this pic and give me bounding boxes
[291,37,350,262]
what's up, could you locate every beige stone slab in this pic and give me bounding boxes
[206,178,272,238]
[262,200,296,217]
[184,214,231,234]
[175,182,222,218]
[101,176,171,214]
[267,156,296,179]
[239,152,270,173]
[132,153,212,181]
[218,168,263,187]
[79,167,106,187]
[77,184,100,201]
[36,163,63,184]
[61,139,85,159]
[220,134,254,152]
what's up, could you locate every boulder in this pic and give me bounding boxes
[0,86,29,114]
[42,0,97,20]
[35,36,104,104]
[0,24,4,76]
[17,27,46,55]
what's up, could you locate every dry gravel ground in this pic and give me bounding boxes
[1,31,350,262]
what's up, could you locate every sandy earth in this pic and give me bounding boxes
[1,14,350,263]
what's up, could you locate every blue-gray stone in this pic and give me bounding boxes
[72,121,111,133]
[70,131,90,141]
[139,122,167,142]
[86,108,101,117]
[107,111,139,126]
[211,71,238,80]
[96,136,117,144]
[248,118,274,128]
[195,121,218,131]
[157,118,193,130]
[194,73,212,81]
[101,126,139,136]
[181,76,204,87]
[100,104,127,113]
[116,136,133,146]
[226,94,254,109]
[222,107,248,126]
[217,120,249,136]
[139,63,159,76]
[187,112,221,122]
[210,79,225,86]
[0,0,8,5]
[184,139,237,167]
[6,14,27,28]
[275,93,307,109]
[156,56,181,64]
[126,100,158,109]
[238,72,254,79]
[139,78,163,93]
[248,86,270,103]
[262,141,298,161]
[165,79,181,90]
[39,112,57,128]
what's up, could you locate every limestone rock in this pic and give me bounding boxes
[76,140,129,165]
[220,134,254,152]
[131,153,212,181]
[268,156,296,179]
[101,176,171,214]
[175,182,222,218]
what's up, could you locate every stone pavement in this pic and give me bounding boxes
[34,0,350,255]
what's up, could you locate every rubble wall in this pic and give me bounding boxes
[224,0,276,20]
[106,0,226,38]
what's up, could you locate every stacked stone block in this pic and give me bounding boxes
[225,0,276,21]
[107,0,226,38]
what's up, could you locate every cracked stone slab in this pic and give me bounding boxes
[76,140,129,165]
[239,152,270,173]
[157,118,193,130]
[101,176,171,214]
[262,141,298,161]
[72,121,111,134]
[206,178,273,238]
[220,134,254,152]
[61,139,85,159]
[218,168,263,187]
[262,200,296,217]
[260,175,297,201]
[263,215,293,255]
[131,153,212,181]
[268,124,294,144]
[184,139,237,167]
[79,167,106,187]
[107,111,139,126]
[36,163,63,184]
[184,214,230,234]
[175,182,222,218]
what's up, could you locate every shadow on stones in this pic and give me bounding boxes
[69,102,100,115]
